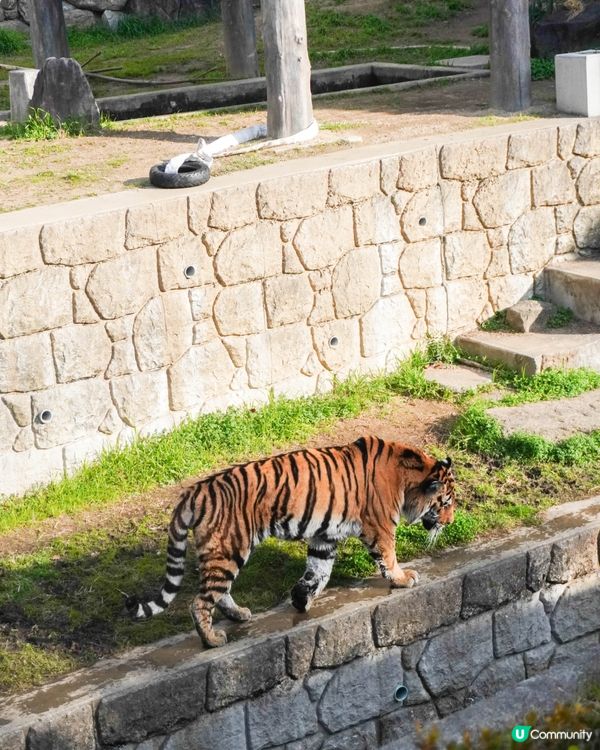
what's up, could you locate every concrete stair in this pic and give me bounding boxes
[457,259,600,374]
[545,259,600,327]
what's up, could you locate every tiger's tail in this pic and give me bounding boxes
[126,488,196,620]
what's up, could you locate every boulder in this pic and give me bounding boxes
[532,3,600,59]
[29,57,99,127]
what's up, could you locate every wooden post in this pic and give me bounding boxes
[222,0,259,79]
[29,0,70,69]
[262,0,314,138]
[490,0,531,111]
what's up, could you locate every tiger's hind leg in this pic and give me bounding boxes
[190,553,248,647]
[216,593,252,622]
[291,539,337,613]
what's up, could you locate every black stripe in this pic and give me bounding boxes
[141,602,152,618]
[163,578,181,594]
[167,544,186,558]
[166,564,184,577]
[308,546,336,560]
[232,550,245,570]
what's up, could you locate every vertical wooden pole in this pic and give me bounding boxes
[222,0,259,79]
[262,0,314,138]
[490,0,531,111]
[29,0,70,69]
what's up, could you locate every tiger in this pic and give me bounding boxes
[126,436,456,648]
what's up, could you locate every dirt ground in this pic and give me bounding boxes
[0,396,457,557]
[0,77,556,214]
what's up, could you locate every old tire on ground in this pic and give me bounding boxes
[149,159,210,189]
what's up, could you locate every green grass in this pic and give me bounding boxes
[546,305,574,329]
[0,28,27,55]
[531,57,555,81]
[0,110,89,141]
[480,310,511,332]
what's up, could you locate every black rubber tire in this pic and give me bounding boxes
[149,159,211,189]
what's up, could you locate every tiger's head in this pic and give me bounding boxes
[403,454,456,547]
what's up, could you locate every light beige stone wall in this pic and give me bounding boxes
[1,118,599,497]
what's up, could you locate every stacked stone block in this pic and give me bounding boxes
[1,120,600,496]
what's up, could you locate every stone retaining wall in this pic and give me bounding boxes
[1,118,600,497]
[0,505,598,749]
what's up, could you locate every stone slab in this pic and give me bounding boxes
[546,259,600,327]
[423,363,493,392]
[437,55,490,69]
[488,389,600,442]
[456,324,600,376]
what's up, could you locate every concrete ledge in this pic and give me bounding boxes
[0,497,598,749]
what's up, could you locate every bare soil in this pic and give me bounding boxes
[0,78,557,214]
[0,397,457,557]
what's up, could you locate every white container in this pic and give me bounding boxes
[555,49,600,118]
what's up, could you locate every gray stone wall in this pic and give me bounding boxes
[0,0,212,31]
[0,520,598,749]
[1,119,600,497]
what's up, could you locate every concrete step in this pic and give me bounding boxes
[545,259,600,326]
[456,322,600,375]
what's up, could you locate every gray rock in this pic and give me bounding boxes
[321,721,378,750]
[318,648,403,733]
[461,555,527,618]
[61,3,97,28]
[402,669,431,706]
[96,664,207,744]
[373,577,462,647]
[286,734,324,750]
[72,0,127,10]
[379,703,437,747]
[493,597,552,656]
[313,609,374,668]
[551,575,600,643]
[207,637,286,710]
[434,689,469,717]
[286,627,316,680]
[101,8,126,29]
[468,653,526,701]
[28,703,97,750]
[527,544,551,591]
[304,670,333,702]
[524,642,556,677]
[547,529,599,584]
[418,613,493,696]
[553,633,600,664]
[505,299,555,332]
[0,727,26,750]
[247,681,318,750]
[401,640,427,671]
[29,57,99,127]
[539,583,566,614]
[162,703,245,750]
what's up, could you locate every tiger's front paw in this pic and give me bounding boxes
[391,568,419,588]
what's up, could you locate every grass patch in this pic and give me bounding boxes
[471,23,488,38]
[531,57,555,80]
[0,28,27,55]
[480,310,511,332]
[0,110,89,141]
[546,305,574,329]
[496,367,600,406]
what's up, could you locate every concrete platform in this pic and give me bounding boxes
[437,54,490,69]
[546,259,600,327]
[456,323,600,376]
[488,389,600,442]
[423,363,494,392]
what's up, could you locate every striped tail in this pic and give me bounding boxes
[126,489,195,620]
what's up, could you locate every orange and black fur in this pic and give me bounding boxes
[126,436,456,647]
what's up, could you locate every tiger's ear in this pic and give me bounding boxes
[422,479,443,495]
[399,448,424,470]
[443,456,452,468]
